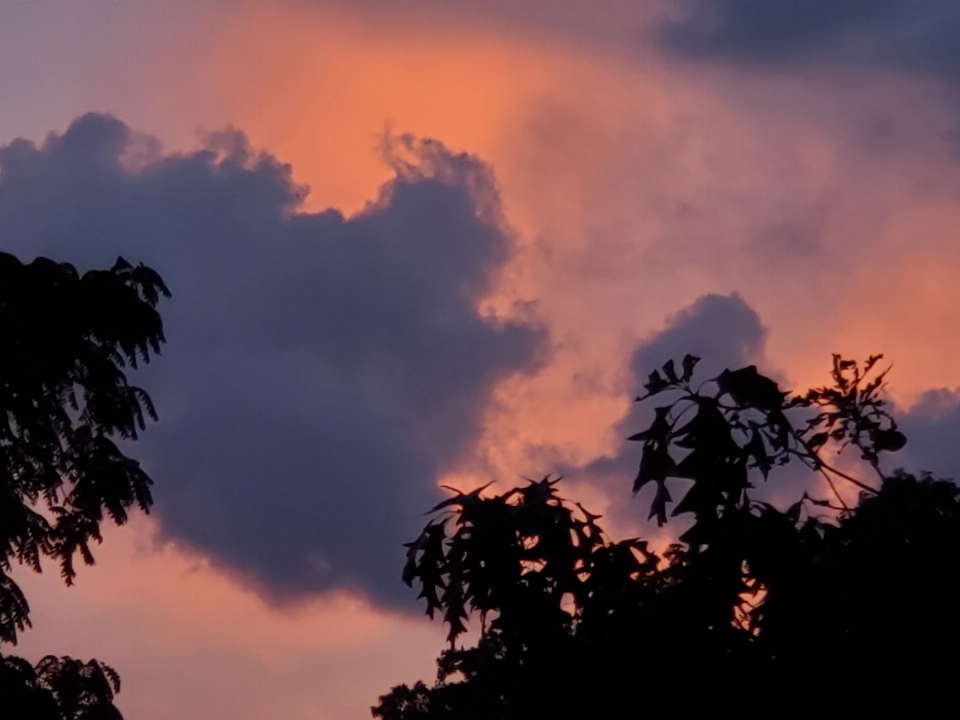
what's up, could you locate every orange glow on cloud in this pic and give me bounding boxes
[145,4,683,482]
[154,4,571,215]
[124,0,960,501]
[830,199,960,404]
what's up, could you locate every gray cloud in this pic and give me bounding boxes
[898,390,960,481]
[575,294,769,524]
[589,293,767,478]
[0,113,546,604]
[628,293,768,387]
[663,0,960,84]
[576,291,960,533]
[322,0,653,51]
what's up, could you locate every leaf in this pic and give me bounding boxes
[633,443,677,494]
[715,366,785,412]
[402,522,448,619]
[430,482,494,513]
[744,426,772,480]
[627,406,671,443]
[682,354,700,382]
[871,428,907,453]
[640,369,670,398]
[672,398,737,456]
[649,481,672,526]
[662,359,679,383]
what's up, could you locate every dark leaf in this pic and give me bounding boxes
[716,366,785,412]
[662,359,679,383]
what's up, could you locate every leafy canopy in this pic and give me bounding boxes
[0,250,168,719]
[0,251,168,643]
[376,356,958,719]
[0,655,123,720]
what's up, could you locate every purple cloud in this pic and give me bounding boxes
[0,114,547,605]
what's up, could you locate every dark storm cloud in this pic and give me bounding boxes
[0,113,546,604]
[663,0,960,84]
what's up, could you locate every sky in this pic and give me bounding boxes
[4,1,960,718]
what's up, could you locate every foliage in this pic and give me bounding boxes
[375,357,960,719]
[0,250,168,718]
[0,655,123,720]
[630,354,901,530]
[0,250,168,644]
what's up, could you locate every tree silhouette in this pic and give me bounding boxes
[1,655,123,720]
[0,250,168,719]
[375,356,960,719]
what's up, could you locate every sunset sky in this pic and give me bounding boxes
[4,1,960,718]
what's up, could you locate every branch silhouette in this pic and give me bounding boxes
[376,356,959,720]
[0,250,168,719]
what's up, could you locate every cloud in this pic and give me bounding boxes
[573,291,960,530]
[662,0,960,85]
[628,293,768,386]
[571,293,768,530]
[0,113,546,605]
[587,293,767,477]
[898,390,960,481]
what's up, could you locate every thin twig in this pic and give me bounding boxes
[788,426,878,495]
[818,467,849,511]
[818,461,878,494]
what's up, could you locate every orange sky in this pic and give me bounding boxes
[8,2,960,718]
